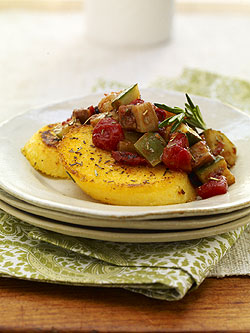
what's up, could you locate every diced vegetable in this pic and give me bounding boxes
[195,155,235,185]
[89,111,119,127]
[203,129,237,167]
[98,92,120,113]
[111,151,148,166]
[134,132,166,167]
[117,140,137,153]
[118,103,159,133]
[157,125,172,142]
[131,102,159,132]
[124,130,142,143]
[89,113,107,127]
[167,132,189,149]
[72,107,94,124]
[154,107,168,122]
[130,99,144,105]
[162,146,192,173]
[190,140,215,169]
[92,118,124,151]
[111,83,141,109]
[176,123,202,146]
[118,105,137,130]
[196,175,228,199]
[162,132,192,173]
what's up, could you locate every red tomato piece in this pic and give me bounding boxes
[168,132,189,149]
[162,132,192,172]
[162,145,192,173]
[130,99,144,105]
[88,105,95,116]
[196,175,228,199]
[111,151,148,166]
[155,107,167,122]
[92,118,124,151]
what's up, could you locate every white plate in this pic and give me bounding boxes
[0,89,250,220]
[0,188,250,230]
[0,200,249,243]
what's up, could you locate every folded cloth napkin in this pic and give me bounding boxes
[0,212,247,300]
[0,68,249,301]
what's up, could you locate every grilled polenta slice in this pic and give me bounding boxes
[21,124,68,178]
[58,125,196,206]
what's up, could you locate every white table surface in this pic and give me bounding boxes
[1,8,250,122]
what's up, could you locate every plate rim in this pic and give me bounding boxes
[0,189,250,230]
[0,199,249,243]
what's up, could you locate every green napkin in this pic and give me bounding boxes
[0,212,246,300]
[0,68,249,301]
[150,68,250,113]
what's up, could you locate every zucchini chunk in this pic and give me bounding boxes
[195,155,235,185]
[111,83,140,109]
[203,129,237,167]
[177,123,202,146]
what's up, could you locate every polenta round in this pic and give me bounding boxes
[21,124,69,178]
[58,125,196,206]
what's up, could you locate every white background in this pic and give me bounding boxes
[1,0,250,122]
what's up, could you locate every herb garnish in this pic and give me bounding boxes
[155,94,207,132]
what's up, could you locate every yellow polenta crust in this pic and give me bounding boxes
[21,124,68,178]
[58,125,196,206]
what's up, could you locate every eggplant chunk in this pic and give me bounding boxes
[131,102,159,132]
[118,102,159,133]
[190,141,215,169]
[118,105,137,130]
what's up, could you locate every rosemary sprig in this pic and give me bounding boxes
[155,94,207,132]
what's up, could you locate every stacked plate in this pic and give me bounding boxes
[0,89,249,243]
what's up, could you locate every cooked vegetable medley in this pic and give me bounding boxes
[22,84,237,205]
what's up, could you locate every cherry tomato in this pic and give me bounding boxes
[111,151,148,166]
[162,145,192,173]
[196,175,228,199]
[162,132,192,172]
[92,118,124,151]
